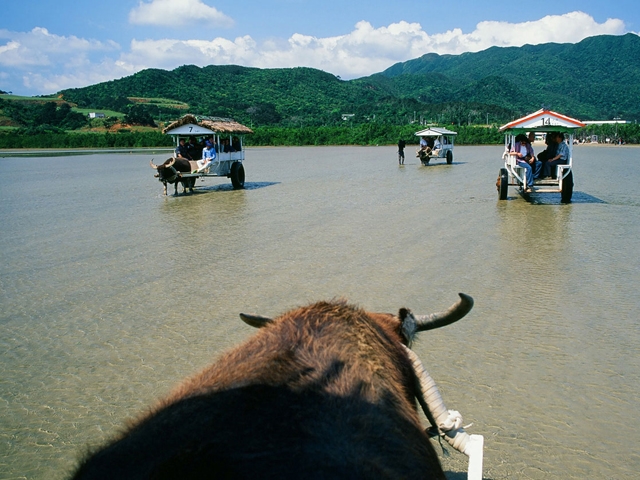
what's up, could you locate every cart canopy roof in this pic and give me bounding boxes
[164,124,216,136]
[499,109,585,134]
[163,114,254,136]
[414,127,458,137]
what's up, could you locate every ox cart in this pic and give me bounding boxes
[497,109,585,203]
[415,127,457,165]
[151,114,253,195]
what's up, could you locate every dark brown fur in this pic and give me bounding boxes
[71,300,446,479]
[153,157,196,195]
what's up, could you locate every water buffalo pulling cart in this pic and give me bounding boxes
[415,127,457,165]
[497,109,585,203]
[151,114,253,195]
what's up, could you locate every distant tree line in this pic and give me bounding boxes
[0,122,638,149]
[0,131,172,149]
[0,99,87,131]
[579,123,640,144]
[0,125,504,149]
[0,97,162,130]
[245,124,504,146]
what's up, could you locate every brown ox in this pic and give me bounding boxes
[150,158,198,195]
[71,294,481,480]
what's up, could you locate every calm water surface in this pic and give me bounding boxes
[1,145,639,479]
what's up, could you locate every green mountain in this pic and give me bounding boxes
[59,65,388,127]
[371,33,640,121]
[52,33,640,126]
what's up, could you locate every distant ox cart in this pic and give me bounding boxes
[415,127,457,165]
[72,294,484,480]
[151,114,253,195]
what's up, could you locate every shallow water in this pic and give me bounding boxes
[1,144,639,479]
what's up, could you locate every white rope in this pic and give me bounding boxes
[439,409,463,432]
[402,344,484,480]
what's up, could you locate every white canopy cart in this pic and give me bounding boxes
[414,127,457,165]
[497,109,585,203]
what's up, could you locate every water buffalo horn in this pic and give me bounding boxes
[149,159,158,169]
[239,313,274,328]
[413,293,473,332]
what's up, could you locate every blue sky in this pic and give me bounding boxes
[1,0,638,96]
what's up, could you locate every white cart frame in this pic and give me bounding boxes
[497,109,585,203]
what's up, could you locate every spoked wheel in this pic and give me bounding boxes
[561,170,573,203]
[497,168,508,200]
[446,150,453,164]
[230,162,245,189]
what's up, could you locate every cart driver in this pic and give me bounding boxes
[418,135,433,158]
[197,140,217,171]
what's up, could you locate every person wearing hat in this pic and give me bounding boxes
[197,140,217,171]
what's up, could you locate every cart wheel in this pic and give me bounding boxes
[498,168,508,200]
[561,170,573,203]
[230,162,245,189]
[446,150,453,164]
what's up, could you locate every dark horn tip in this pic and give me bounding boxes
[458,292,474,305]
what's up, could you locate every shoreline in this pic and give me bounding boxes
[1,143,637,158]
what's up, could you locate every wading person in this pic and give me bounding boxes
[398,139,406,165]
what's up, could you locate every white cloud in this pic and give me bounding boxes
[0,28,121,93]
[441,11,626,52]
[0,27,118,68]
[129,0,234,28]
[113,11,628,80]
[0,11,634,95]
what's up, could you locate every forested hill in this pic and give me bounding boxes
[368,33,640,121]
[60,66,379,126]
[57,33,640,126]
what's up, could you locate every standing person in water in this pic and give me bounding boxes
[397,139,406,165]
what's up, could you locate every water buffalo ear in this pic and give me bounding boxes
[399,308,417,344]
[239,313,274,328]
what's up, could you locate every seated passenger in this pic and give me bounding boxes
[432,137,442,155]
[543,132,569,179]
[187,136,202,160]
[536,133,557,178]
[175,138,192,160]
[509,133,541,193]
[197,140,217,171]
[219,139,231,153]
